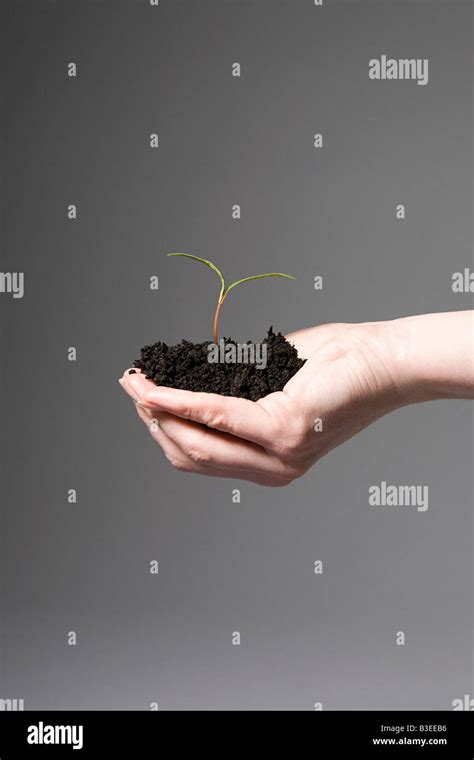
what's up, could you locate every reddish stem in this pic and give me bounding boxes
[213,300,223,343]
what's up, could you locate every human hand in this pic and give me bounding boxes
[119,320,405,486]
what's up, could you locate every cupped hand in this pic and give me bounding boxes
[119,322,404,486]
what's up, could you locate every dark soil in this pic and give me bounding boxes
[133,327,305,401]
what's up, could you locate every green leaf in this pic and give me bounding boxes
[224,272,295,299]
[167,253,226,301]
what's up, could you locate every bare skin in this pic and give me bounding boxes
[119,311,474,487]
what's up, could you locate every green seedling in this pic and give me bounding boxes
[167,253,295,343]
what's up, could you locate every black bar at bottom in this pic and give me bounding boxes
[0,710,472,757]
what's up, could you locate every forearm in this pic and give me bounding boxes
[383,311,474,403]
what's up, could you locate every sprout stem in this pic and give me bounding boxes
[213,299,223,344]
[167,253,295,343]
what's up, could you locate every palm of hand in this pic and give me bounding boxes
[120,322,396,486]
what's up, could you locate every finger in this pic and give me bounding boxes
[282,336,349,398]
[124,372,275,446]
[134,405,289,486]
[156,411,290,478]
[135,403,196,468]
[285,323,347,358]
[119,368,143,402]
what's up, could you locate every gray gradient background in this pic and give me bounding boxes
[1,0,473,710]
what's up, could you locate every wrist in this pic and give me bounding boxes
[345,321,410,412]
[374,312,474,404]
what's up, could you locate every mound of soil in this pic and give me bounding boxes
[132,327,305,401]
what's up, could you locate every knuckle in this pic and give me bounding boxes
[282,463,303,481]
[197,401,227,430]
[270,473,296,488]
[208,410,227,430]
[185,445,212,466]
[284,435,304,456]
[270,457,306,485]
[272,429,305,458]
[167,456,191,473]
